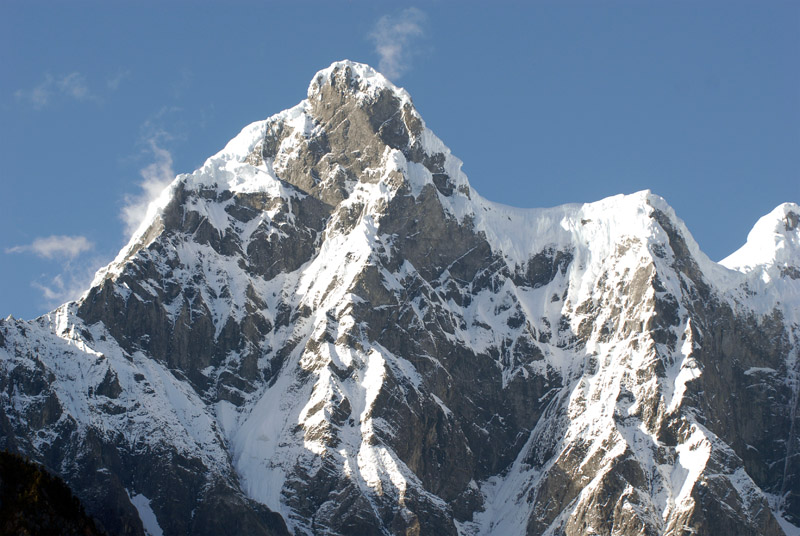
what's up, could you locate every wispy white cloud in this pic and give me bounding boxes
[32,274,85,307]
[58,72,90,100]
[107,69,131,91]
[15,74,56,109]
[30,253,106,309]
[121,135,176,237]
[15,72,94,109]
[7,235,100,308]
[171,68,193,99]
[369,8,427,80]
[6,235,94,260]
[117,106,185,238]
[17,78,53,109]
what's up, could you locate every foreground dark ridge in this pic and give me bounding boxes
[0,450,107,535]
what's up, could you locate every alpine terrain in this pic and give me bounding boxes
[1,61,798,536]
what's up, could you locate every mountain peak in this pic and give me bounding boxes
[3,61,800,536]
[307,60,412,104]
[721,202,800,273]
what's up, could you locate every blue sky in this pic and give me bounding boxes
[1,1,798,320]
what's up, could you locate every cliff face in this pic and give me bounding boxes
[1,61,798,536]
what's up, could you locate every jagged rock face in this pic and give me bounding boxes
[1,61,799,536]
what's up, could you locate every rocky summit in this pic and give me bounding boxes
[1,61,799,536]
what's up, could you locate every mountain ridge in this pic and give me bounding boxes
[1,60,798,536]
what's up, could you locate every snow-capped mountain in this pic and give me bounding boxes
[1,61,798,536]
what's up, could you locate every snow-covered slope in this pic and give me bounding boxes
[722,203,800,274]
[1,61,798,536]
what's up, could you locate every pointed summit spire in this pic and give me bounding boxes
[307,60,413,104]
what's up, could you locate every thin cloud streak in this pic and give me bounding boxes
[121,136,176,237]
[120,106,186,238]
[370,8,426,80]
[32,274,84,306]
[6,235,94,260]
[31,253,108,309]
[58,72,90,100]
[6,235,102,308]
[107,69,131,91]
[15,72,93,109]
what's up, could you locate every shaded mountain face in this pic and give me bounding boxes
[1,61,799,536]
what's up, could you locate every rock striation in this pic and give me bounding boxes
[1,61,798,535]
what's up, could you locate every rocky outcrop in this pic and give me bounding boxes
[0,61,798,535]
